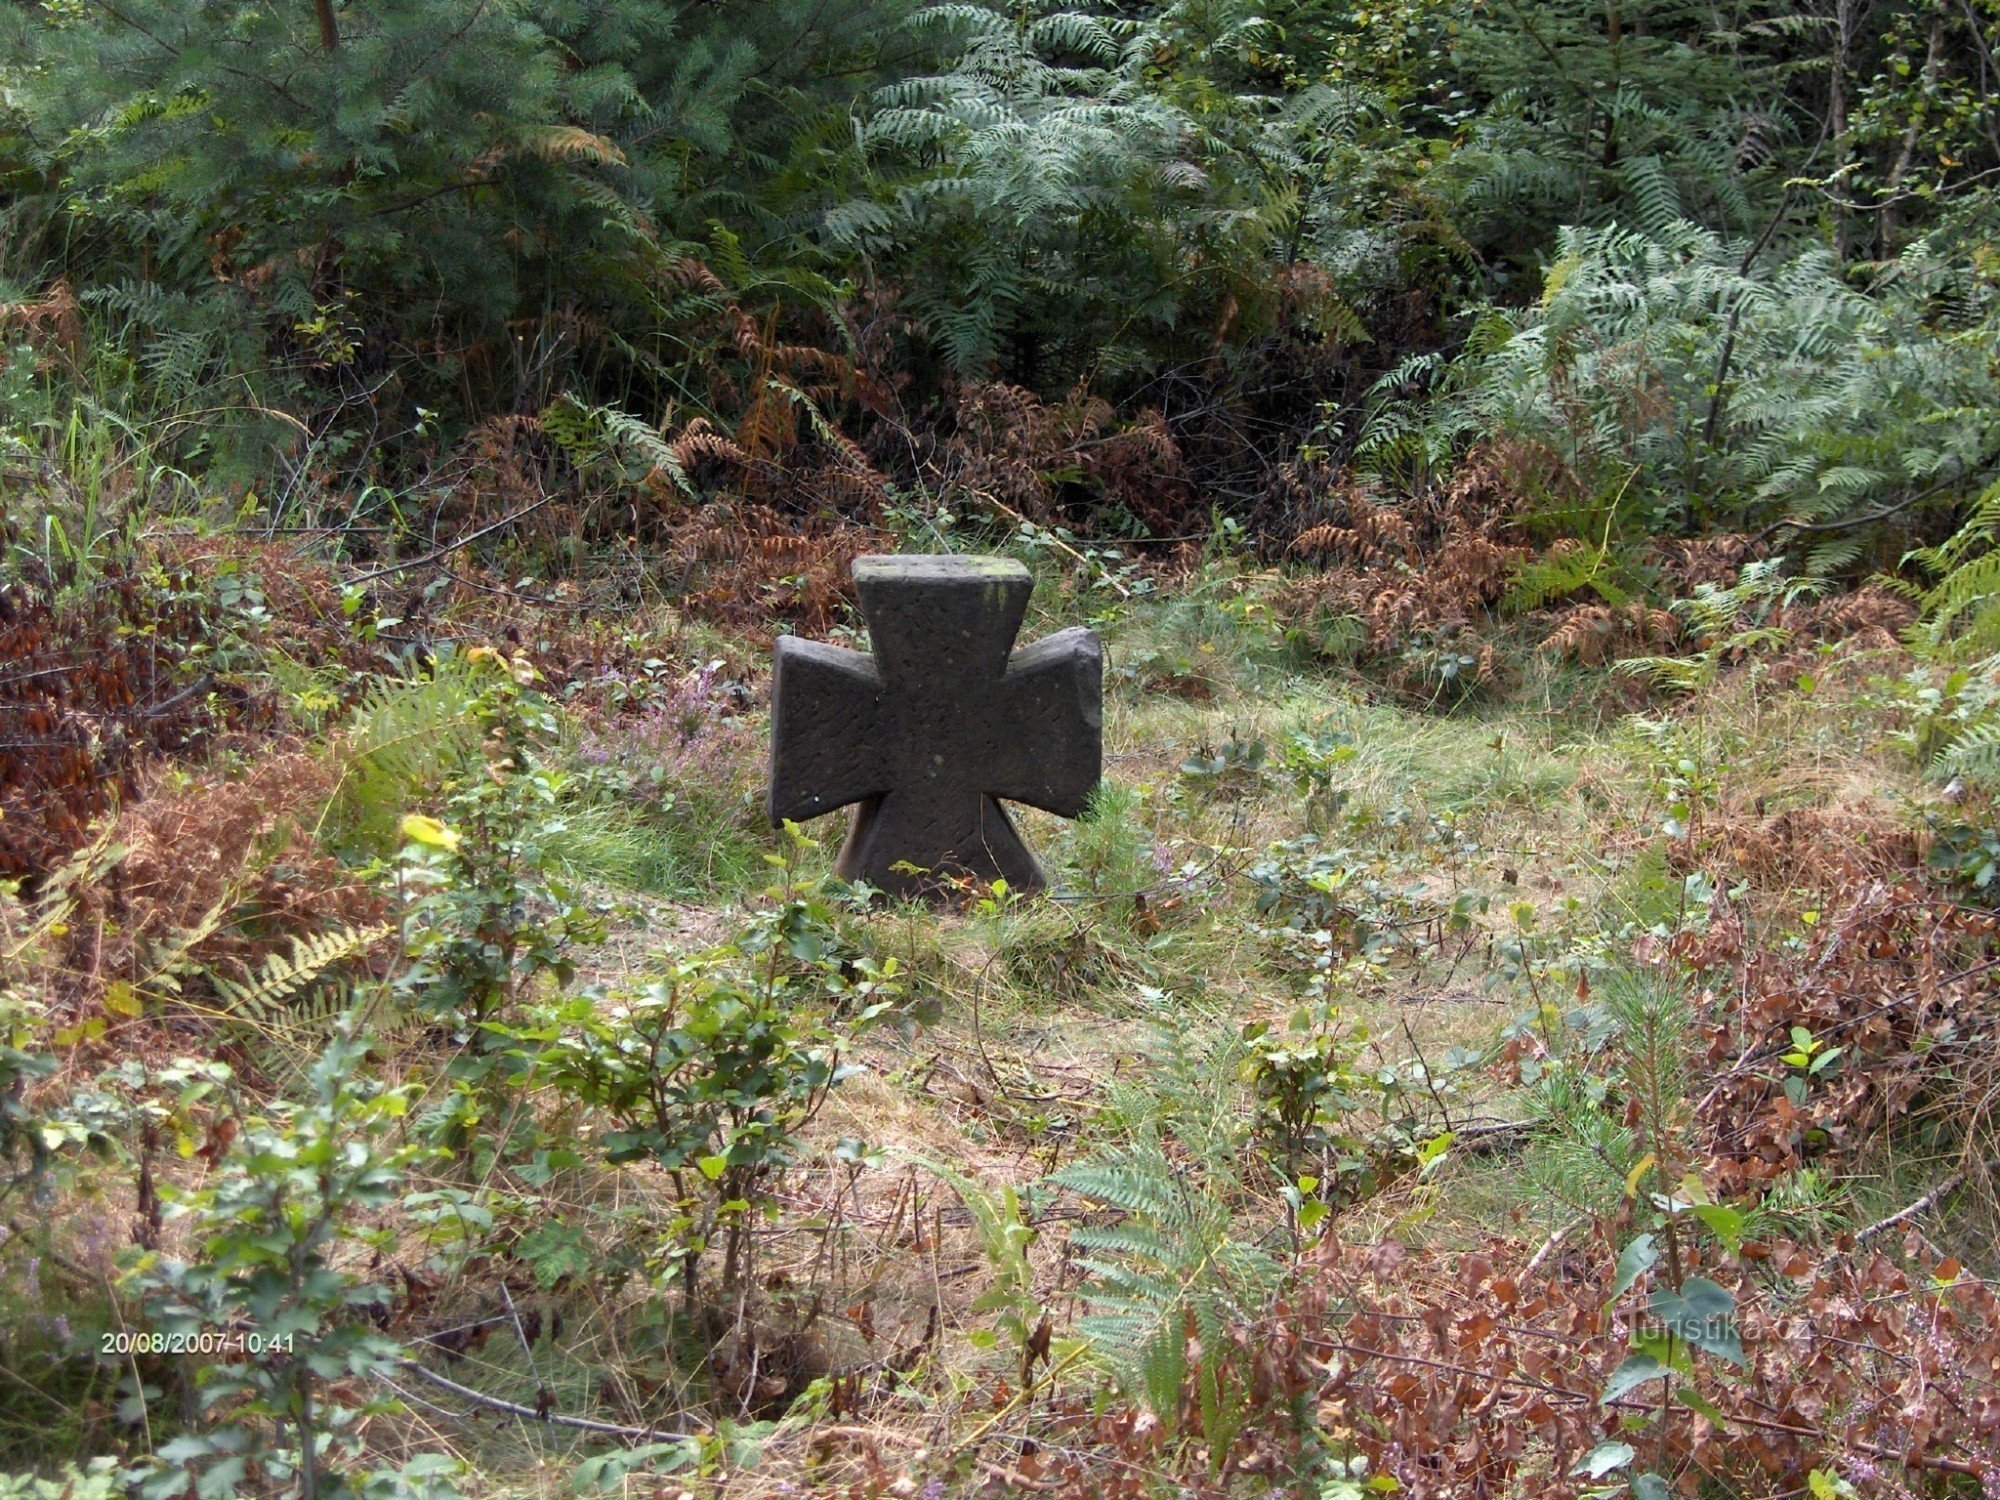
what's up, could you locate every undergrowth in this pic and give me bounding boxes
[4,437,1999,1498]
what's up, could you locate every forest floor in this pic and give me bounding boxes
[7,543,1998,1498]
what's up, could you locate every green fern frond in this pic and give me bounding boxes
[325,665,486,854]
[1502,544,1633,613]
[1920,550,2000,653]
[1048,1160,1185,1221]
[209,924,391,1033]
[1936,714,2000,782]
[1614,653,1713,692]
[1046,1019,1280,1444]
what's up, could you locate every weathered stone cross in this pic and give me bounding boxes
[768,555,1102,898]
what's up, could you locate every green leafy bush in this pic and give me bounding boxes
[123,1026,447,1500]
[388,652,606,1032]
[835,1,1370,386]
[1372,221,1999,551]
[1240,1006,1365,1174]
[2,0,906,477]
[508,839,897,1301]
[0,1460,123,1500]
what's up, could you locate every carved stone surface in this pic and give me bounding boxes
[768,554,1102,897]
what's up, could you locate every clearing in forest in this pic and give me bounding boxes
[8,544,1996,1497]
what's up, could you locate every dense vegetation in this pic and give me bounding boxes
[7,0,2000,1494]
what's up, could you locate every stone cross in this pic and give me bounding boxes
[768,554,1102,898]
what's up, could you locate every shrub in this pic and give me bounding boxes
[122,1025,448,1500]
[2,0,870,473]
[508,836,897,1303]
[1240,1006,1365,1175]
[834,3,1371,389]
[1369,221,1999,553]
[389,651,606,1033]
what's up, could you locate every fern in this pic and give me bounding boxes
[1624,154,1684,238]
[1459,1,1764,243]
[1409,221,1999,550]
[2,827,123,969]
[1054,1137,1281,1448]
[541,394,699,499]
[1911,479,2000,655]
[1048,1019,1280,1451]
[1503,543,1633,613]
[139,893,237,1005]
[837,0,1389,384]
[1938,712,2000,785]
[1615,559,1801,691]
[1921,553,2000,655]
[208,925,391,1037]
[324,664,487,855]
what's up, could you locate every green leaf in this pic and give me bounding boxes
[1648,1277,1745,1366]
[1690,1204,1744,1255]
[570,1442,690,1493]
[1571,1441,1635,1478]
[156,1437,219,1464]
[1602,1353,1669,1404]
[1605,1233,1659,1307]
[1631,1475,1671,1500]
[1414,1131,1454,1174]
[1677,1384,1728,1425]
[515,1222,594,1288]
[193,1458,248,1500]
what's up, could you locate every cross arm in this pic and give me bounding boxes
[768,637,889,824]
[987,626,1102,817]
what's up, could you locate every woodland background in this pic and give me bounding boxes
[6,0,2000,1497]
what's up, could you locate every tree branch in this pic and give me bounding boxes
[1854,1170,1966,1245]
[345,494,561,585]
[392,1360,696,1444]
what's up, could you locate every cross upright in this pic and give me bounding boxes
[768,554,1102,898]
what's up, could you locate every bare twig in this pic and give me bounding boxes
[1854,1171,1968,1246]
[394,1359,696,1444]
[1523,1215,1587,1281]
[345,494,561,585]
[1456,1120,1536,1155]
[498,1283,543,1391]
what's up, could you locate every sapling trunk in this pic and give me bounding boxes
[297,1370,318,1500]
